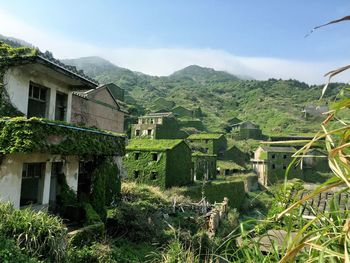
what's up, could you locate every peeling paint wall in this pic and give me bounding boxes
[4,64,75,122]
[0,153,79,208]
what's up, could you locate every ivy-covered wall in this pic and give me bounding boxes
[239,128,263,140]
[0,117,126,156]
[0,42,37,117]
[187,135,227,156]
[192,153,217,180]
[177,180,246,209]
[124,150,167,187]
[166,142,193,187]
[123,140,192,188]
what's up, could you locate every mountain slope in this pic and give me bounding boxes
[62,56,344,135]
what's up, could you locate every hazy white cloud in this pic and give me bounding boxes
[1,8,349,84]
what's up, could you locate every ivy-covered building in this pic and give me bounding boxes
[232,121,263,140]
[131,112,185,139]
[251,146,330,186]
[124,139,193,188]
[0,44,126,211]
[192,152,217,180]
[187,133,227,157]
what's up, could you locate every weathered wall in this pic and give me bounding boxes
[192,154,217,181]
[71,94,125,133]
[4,64,74,122]
[0,153,79,208]
[123,150,167,188]
[166,142,193,187]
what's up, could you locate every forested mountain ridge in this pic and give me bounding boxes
[65,56,343,135]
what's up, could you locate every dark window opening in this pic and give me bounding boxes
[77,161,94,201]
[135,130,140,136]
[205,139,209,143]
[283,154,287,159]
[134,170,140,179]
[27,82,48,118]
[147,129,152,136]
[49,162,63,213]
[152,153,158,161]
[204,148,209,153]
[135,152,140,160]
[272,164,276,169]
[20,163,45,206]
[150,172,157,180]
[283,165,287,170]
[55,92,68,121]
[271,154,276,159]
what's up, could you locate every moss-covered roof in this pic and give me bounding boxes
[192,152,217,157]
[187,133,224,140]
[260,146,296,153]
[217,160,245,170]
[126,139,184,151]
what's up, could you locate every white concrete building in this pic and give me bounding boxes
[0,51,125,210]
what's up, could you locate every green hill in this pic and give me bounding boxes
[63,57,344,136]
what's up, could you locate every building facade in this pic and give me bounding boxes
[72,83,127,133]
[187,133,227,157]
[124,139,193,188]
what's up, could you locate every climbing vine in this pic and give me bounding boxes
[0,117,126,156]
[0,42,37,117]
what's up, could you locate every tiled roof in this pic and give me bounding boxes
[37,51,99,86]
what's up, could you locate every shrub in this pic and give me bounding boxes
[68,223,105,248]
[67,243,115,263]
[0,202,67,262]
[0,235,39,263]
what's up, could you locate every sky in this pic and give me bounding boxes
[1,0,350,84]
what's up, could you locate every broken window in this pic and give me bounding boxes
[283,165,287,170]
[135,129,140,136]
[134,170,140,179]
[147,129,152,136]
[20,163,45,206]
[152,153,158,161]
[283,154,287,159]
[272,164,276,169]
[135,152,140,160]
[55,92,68,121]
[205,139,209,143]
[27,82,48,118]
[271,154,276,159]
[150,171,157,180]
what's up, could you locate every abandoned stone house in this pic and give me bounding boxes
[192,152,217,181]
[302,105,328,119]
[232,121,263,140]
[172,105,203,119]
[0,51,126,209]
[251,146,330,186]
[124,139,193,188]
[72,83,127,133]
[131,112,183,139]
[187,133,227,157]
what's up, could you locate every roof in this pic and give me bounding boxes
[192,152,217,157]
[188,133,224,140]
[73,84,128,113]
[4,49,98,89]
[217,160,245,170]
[126,139,184,151]
[140,112,174,118]
[260,146,296,153]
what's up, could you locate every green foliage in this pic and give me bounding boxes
[64,57,346,135]
[0,117,126,156]
[0,235,40,263]
[82,203,102,226]
[0,42,37,117]
[68,223,105,248]
[56,172,79,220]
[0,202,67,262]
[173,180,246,209]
